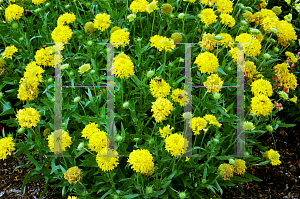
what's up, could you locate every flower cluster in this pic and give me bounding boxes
[218,163,234,180]
[96,147,119,172]
[149,77,171,98]
[110,29,130,48]
[151,97,174,123]
[64,166,83,184]
[0,137,15,160]
[146,0,158,14]
[150,35,176,52]
[57,12,76,26]
[94,13,111,31]
[264,149,281,166]
[220,13,235,27]
[194,52,219,75]
[251,79,273,97]
[250,94,273,117]
[5,4,24,21]
[1,45,18,59]
[164,133,188,156]
[189,117,208,135]
[128,149,154,174]
[112,52,135,79]
[199,33,217,51]
[16,107,41,128]
[47,130,73,153]
[78,63,91,74]
[34,46,56,68]
[171,89,189,106]
[159,125,174,138]
[203,74,224,94]
[199,8,217,27]
[130,0,149,13]
[32,0,47,5]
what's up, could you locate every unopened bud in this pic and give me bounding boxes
[229,159,235,165]
[77,142,85,151]
[115,135,124,142]
[0,92,3,99]
[146,186,153,194]
[179,57,184,63]
[147,70,155,78]
[240,20,248,26]
[17,127,25,134]
[12,22,18,29]
[87,40,94,46]
[178,192,187,199]
[214,35,223,41]
[268,28,278,34]
[74,96,81,103]
[178,13,185,19]
[266,125,273,133]
[273,47,279,53]
[65,4,71,9]
[123,101,130,108]
[263,53,271,60]
[61,63,69,70]
[133,137,140,142]
[213,93,221,100]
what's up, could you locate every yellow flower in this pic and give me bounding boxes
[149,77,171,98]
[200,0,216,6]
[218,163,234,180]
[51,25,73,50]
[218,33,234,48]
[96,147,119,172]
[165,133,188,156]
[189,117,208,135]
[283,72,298,90]
[285,51,298,63]
[88,130,107,153]
[215,0,233,14]
[235,33,261,57]
[110,29,130,48]
[64,166,83,184]
[289,95,297,103]
[146,0,158,14]
[295,3,300,13]
[160,3,173,15]
[78,63,91,74]
[1,45,18,59]
[112,52,135,79]
[199,8,217,27]
[203,114,222,127]
[32,0,47,5]
[47,130,73,153]
[185,157,190,162]
[94,13,111,31]
[130,0,149,13]
[220,13,235,27]
[244,61,257,79]
[57,12,76,26]
[81,122,100,139]
[251,78,273,97]
[150,35,176,52]
[171,88,189,106]
[183,0,196,3]
[68,196,78,199]
[199,33,217,51]
[194,52,219,75]
[127,14,137,22]
[244,121,255,131]
[16,107,40,128]
[128,149,154,174]
[34,46,56,68]
[0,58,6,68]
[284,13,292,23]
[250,95,273,117]
[17,78,39,101]
[264,149,281,166]
[234,159,246,175]
[84,22,95,35]
[5,4,24,21]
[275,20,297,46]
[151,97,174,123]
[203,74,223,94]
[273,63,290,83]
[285,0,291,5]
[0,137,15,160]
[159,125,174,138]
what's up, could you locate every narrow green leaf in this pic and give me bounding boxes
[124,194,140,199]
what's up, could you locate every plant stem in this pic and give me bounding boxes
[140,13,143,36]
[13,153,30,169]
[151,12,155,38]
[88,73,97,99]
[108,171,116,192]
[199,133,206,150]
[193,134,198,150]
[182,3,189,34]
[79,101,87,117]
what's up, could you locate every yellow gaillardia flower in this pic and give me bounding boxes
[194,52,219,75]
[289,95,297,103]
[5,4,24,21]
[0,137,15,160]
[273,63,290,83]
[215,0,233,14]
[16,107,40,128]
[234,159,247,175]
[34,46,56,68]
[199,8,217,27]
[51,25,73,50]
[146,0,158,14]
[243,121,255,131]
[96,147,119,172]
[250,95,273,117]
[110,29,130,48]
[47,130,72,152]
[159,125,174,138]
[235,33,261,58]
[165,133,189,156]
[285,51,298,63]
[68,196,78,199]
[127,14,137,22]
[81,122,100,139]
[189,117,208,135]
[203,114,222,127]
[1,45,18,59]
[200,0,216,6]
[149,77,171,98]
[220,13,235,27]
[130,0,149,13]
[251,78,273,97]
[151,97,174,123]
[264,149,281,166]
[160,3,173,15]
[283,72,298,90]
[171,33,183,44]
[32,0,47,5]
[275,20,297,46]
[203,74,223,94]
[78,63,91,74]
[183,0,196,3]
[57,12,76,26]
[171,88,189,106]
[128,149,154,175]
[218,33,234,48]
[94,13,111,31]
[88,130,107,153]
[112,52,135,79]
[199,33,217,51]
[244,61,257,79]
[218,163,234,180]
[64,166,83,184]
[150,35,176,52]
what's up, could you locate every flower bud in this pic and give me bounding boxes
[266,125,273,133]
[201,178,207,184]
[213,138,219,144]
[240,20,248,26]
[51,97,55,102]
[17,127,25,134]
[270,38,276,43]
[179,57,184,63]
[115,135,124,142]
[18,37,24,42]
[245,7,253,12]
[78,35,83,40]
[178,13,185,19]
[249,28,260,34]
[111,26,121,34]
[87,40,94,46]
[77,142,85,151]
[278,91,289,100]
[214,35,223,41]
[245,151,250,156]
[65,4,71,9]
[227,66,232,71]
[272,6,282,15]
[85,2,91,7]
[268,28,278,34]
[263,53,271,60]
[123,101,130,108]
[84,22,95,35]
[133,137,140,142]
[239,26,248,31]
[170,13,175,18]
[45,2,51,7]
[273,47,279,53]
[113,194,120,199]
[61,63,69,70]
[171,33,183,43]
[148,138,155,145]
[12,22,19,29]
[182,112,192,120]
[161,3,173,15]
[213,93,221,100]
[127,14,136,22]
[123,27,129,32]
[146,186,153,194]
[147,70,155,78]
[74,96,81,103]
[34,8,42,14]
[229,159,235,165]
[244,121,255,131]
[178,192,187,199]
[238,3,245,9]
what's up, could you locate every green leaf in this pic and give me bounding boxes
[217,67,227,75]
[231,176,252,182]
[20,169,39,194]
[100,189,114,199]
[124,194,140,199]
[258,160,270,166]
[0,108,14,116]
[15,144,33,156]
[152,189,166,197]
[278,123,296,128]
[243,173,263,182]
[218,106,230,118]
[215,156,232,160]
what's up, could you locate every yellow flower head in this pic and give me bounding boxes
[283,72,298,90]
[0,58,7,68]
[264,149,281,166]
[200,0,216,6]
[64,166,83,184]
[47,130,72,153]
[285,51,298,63]
[275,20,297,46]
[220,13,235,27]
[78,63,91,74]
[94,13,111,31]
[171,88,189,106]
[81,122,100,139]
[244,61,257,79]
[159,125,174,138]
[204,114,222,127]
[96,147,119,172]
[165,133,189,156]
[112,52,135,79]
[194,52,219,75]
[234,159,246,175]
[127,13,137,22]
[16,107,40,128]
[5,4,24,21]
[289,95,297,103]
[68,196,78,199]
[160,3,173,15]
[0,137,15,160]
[149,77,171,98]
[110,29,130,48]
[235,33,261,57]
[171,33,183,44]
[32,0,47,5]
[128,149,154,174]
[1,45,18,59]
[218,163,234,180]
[183,0,196,3]
[146,0,158,14]
[215,0,233,14]
[151,97,174,123]
[199,8,217,27]
[273,63,290,83]
[17,78,39,101]
[57,12,76,26]
[84,22,95,35]
[203,74,223,94]
[88,130,107,153]
[199,33,217,51]
[34,46,56,67]
[51,25,73,50]
[250,95,273,117]
[218,33,234,48]
[130,0,149,13]
[150,35,176,52]
[189,117,208,135]
[251,78,273,97]
[244,121,255,131]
